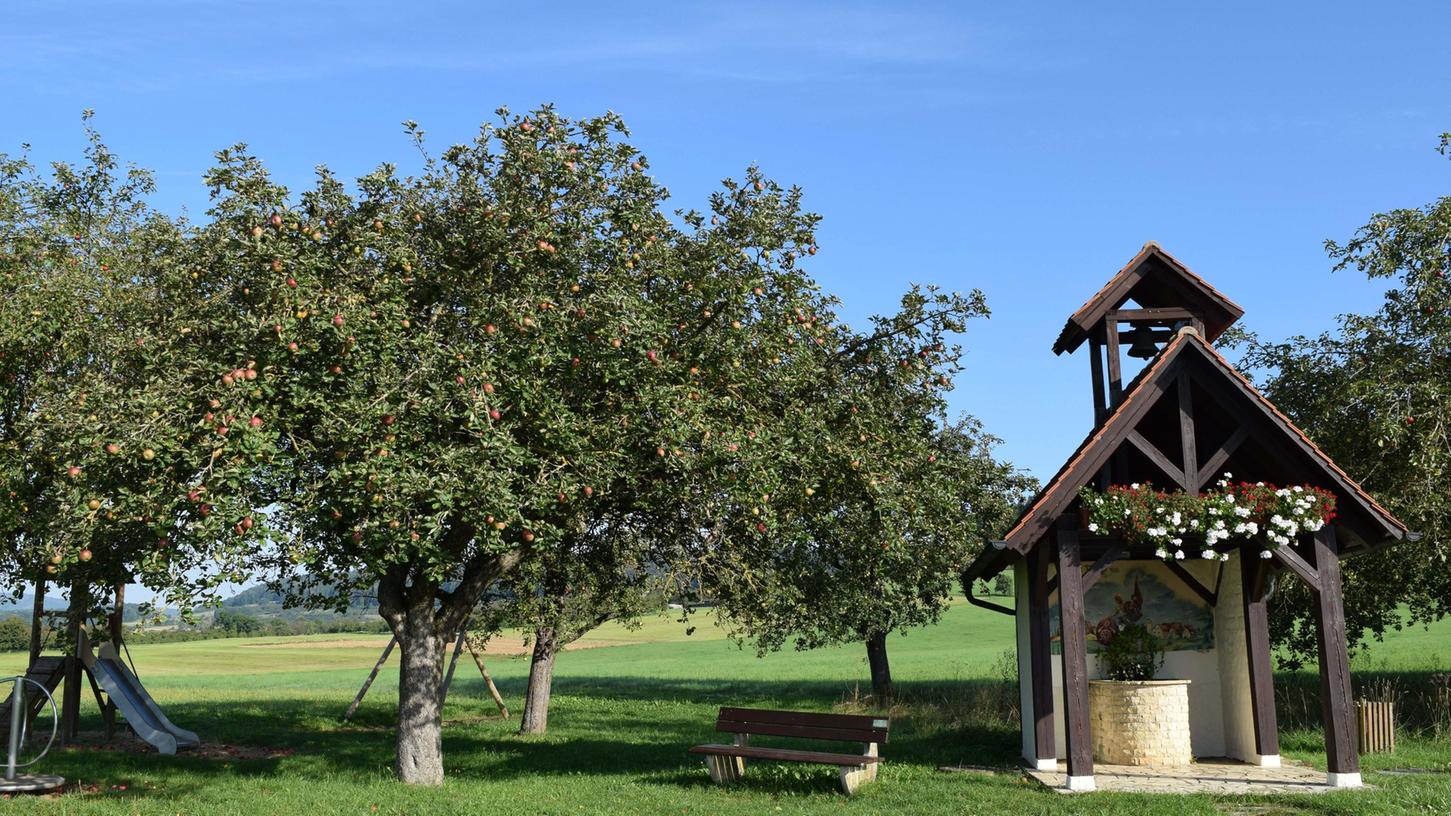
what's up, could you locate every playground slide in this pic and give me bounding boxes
[83,642,200,755]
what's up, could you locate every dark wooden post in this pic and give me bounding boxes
[61,580,88,743]
[1089,336,1107,426]
[109,582,126,646]
[1239,545,1279,763]
[1104,315,1123,403]
[1026,545,1056,769]
[1311,526,1360,785]
[28,576,46,665]
[1056,522,1094,790]
[1176,373,1199,491]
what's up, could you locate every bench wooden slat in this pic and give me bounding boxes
[715,707,889,743]
[717,707,881,730]
[714,719,888,744]
[688,744,882,766]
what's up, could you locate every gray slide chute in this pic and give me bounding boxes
[79,637,199,755]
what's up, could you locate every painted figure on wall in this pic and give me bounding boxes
[1052,563,1215,653]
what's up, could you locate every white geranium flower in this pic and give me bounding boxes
[1088,522,1099,533]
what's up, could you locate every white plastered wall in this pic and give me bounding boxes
[1017,557,1252,761]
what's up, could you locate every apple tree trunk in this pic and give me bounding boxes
[518,626,559,735]
[866,630,894,705]
[394,605,446,785]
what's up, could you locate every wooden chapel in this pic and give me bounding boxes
[962,242,1414,791]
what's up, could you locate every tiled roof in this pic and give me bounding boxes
[1001,330,1407,554]
[1052,242,1246,355]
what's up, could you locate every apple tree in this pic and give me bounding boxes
[698,290,1033,702]
[191,107,841,782]
[0,121,270,625]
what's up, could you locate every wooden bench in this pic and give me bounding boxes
[688,707,890,795]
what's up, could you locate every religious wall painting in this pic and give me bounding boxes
[1051,562,1215,654]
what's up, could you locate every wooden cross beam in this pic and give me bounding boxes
[1197,425,1249,490]
[1127,430,1188,489]
[1273,544,1321,591]
[1164,560,1218,606]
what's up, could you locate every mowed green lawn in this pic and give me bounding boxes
[1,600,1450,815]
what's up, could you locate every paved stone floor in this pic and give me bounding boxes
[1026,757,1362,795]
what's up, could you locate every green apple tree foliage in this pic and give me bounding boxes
[191,107,846,783]
[699,289,1033,702]
[1238,133,1451,665]
[0,121,268,637]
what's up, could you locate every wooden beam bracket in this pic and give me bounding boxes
[1127,430,1188,489]
[1164,560,1218,606]
[1273,544,1321,592]
[1080,541,1127,592]
[1196,425,1250,491]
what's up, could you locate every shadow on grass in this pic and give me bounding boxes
[43,675,1023,790]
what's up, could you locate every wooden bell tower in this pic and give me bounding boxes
[1053,241,1244,425]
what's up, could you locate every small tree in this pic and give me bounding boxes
[1101,623,1164,682]
[473,515,667,735]
[702,289,1034,703]
[1238,133,1451,664]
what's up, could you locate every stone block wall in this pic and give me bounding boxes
[1088,679,1193,766]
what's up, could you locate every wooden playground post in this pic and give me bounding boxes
[60,581,87,744]
[109,582,125,647]
[28,576,45,665]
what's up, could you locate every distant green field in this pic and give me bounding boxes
[0,598,1448,815]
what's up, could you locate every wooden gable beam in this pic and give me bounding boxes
[1197,425,1250,491]
[1126,430,1189,489]
[1080,541,1126,592]
[1164,560,1218,606]
[1004,349,1187,553]
[1178,373,1199,491]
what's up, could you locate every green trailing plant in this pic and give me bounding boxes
[1101,623,1164,682]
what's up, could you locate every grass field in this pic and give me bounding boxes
[1,599,1450,814]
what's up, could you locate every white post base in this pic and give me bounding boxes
[1255,754,1281,768]
[1066,775,1096,792]
[1327,771,1362,788]
[1031,757,1058,771]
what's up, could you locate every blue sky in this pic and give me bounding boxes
[5,0,1449,485]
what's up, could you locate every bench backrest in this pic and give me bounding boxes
[715,707,889,745]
